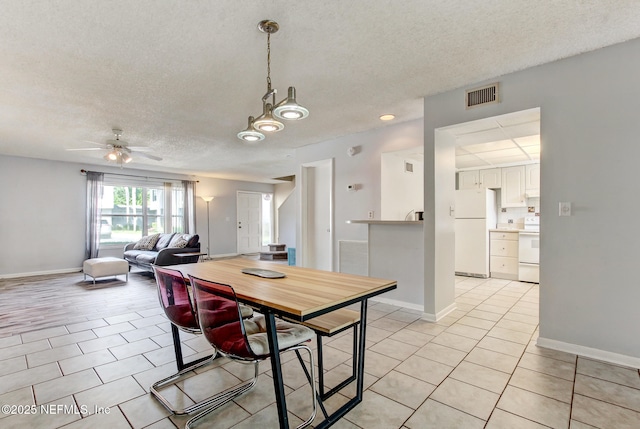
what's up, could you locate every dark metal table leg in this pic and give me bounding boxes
[355,300,368,399]
[171,324,186,371]
[314,300,369,429]
[171,324,214,372]
[265,311,289,429]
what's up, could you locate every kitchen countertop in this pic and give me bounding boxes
[490,228,539,234]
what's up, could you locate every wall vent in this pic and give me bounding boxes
[339,240,368,276]
[465,83,499,109]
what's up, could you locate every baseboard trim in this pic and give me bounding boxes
[371,297,424,313]
[202,253,240,261]
[421,302,457,322]
[537,336,640,368]
[0,267,82,280]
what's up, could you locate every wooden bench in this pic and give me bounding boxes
[291,308,361,400]
[300,308,360,335]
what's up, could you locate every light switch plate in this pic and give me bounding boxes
[559,202,572,216]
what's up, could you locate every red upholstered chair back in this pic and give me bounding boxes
[189,275,256,360]
[153,266,199,332]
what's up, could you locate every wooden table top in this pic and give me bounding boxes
[164,258,397,321]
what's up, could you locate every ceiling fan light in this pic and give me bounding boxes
[107,151,118,161]
[237,116,266,142]
[253,103,284,133]
[121,152,132,163]
[274,87,309,120]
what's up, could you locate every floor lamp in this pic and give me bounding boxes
[201,196,214,258]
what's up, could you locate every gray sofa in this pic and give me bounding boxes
[124,233,200,272]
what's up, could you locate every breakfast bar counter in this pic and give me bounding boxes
[347,220,424,310]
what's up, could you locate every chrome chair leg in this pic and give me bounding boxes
[185,360,260,429]
[150,354,218,414]
[291,344,317,429]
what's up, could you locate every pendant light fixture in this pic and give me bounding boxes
[237,116,265,142]
[237,20,309,142]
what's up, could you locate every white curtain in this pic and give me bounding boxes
[86,171,104,259]
[182,180,197,234]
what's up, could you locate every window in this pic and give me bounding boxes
[99,180,184,246]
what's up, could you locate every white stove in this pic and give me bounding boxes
[523,216,540,232]
[519,216,540,283]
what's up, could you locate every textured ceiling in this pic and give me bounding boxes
[1,1,639,182]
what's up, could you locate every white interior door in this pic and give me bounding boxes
[301,159,333,270]
[237,191,262,254]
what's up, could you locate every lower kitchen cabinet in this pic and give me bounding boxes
[490,231,519,280]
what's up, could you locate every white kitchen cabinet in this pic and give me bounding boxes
[458,168,501,190]
[525,163,540,197]
[479,168,501,189]
[501,166,526,207]
[490,231,519,280]
[458,170,479,190]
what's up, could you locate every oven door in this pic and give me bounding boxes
[518,232,539,264]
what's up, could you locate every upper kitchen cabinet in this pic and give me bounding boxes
[457,168,501,190]
[480,168,502,189]
[525,163,541,197]
[501,166,526,207]
[458,170,479,190]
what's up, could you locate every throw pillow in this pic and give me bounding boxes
[186,234,199,248]
[168,235,189,248]
[133,233,161,250]
[155,233,175,250]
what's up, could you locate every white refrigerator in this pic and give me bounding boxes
[455,189,497,277]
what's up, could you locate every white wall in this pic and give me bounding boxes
[424,38,640,362]
[381,149,424,220]
[295,119,424,269]
[0,156,86,276]
[274,181,296,248]
[0,155,273,277]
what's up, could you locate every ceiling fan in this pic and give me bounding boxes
[67,128,162,165]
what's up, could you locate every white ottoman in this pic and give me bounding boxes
[83,257,129,284]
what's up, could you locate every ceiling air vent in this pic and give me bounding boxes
[465,83,499,109]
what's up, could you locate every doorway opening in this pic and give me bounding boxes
[300,159,333,270]
[436,107,541,292]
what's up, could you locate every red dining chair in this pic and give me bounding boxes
[186,275,318,429]
[150,266,254,415]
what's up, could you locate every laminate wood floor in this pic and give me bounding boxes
[0,269,159,338]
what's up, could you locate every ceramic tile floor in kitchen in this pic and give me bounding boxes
[1,272,639,428]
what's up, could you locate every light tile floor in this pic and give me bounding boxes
[1,272,639,428]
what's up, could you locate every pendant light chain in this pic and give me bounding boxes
[266,32,271,91]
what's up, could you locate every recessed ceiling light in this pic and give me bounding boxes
[379,114,395,121]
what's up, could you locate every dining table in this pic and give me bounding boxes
[164,257,397,429]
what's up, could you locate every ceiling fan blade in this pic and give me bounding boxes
[133,151,163,161]
[126,146,152,151]
[66,147,105,151]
